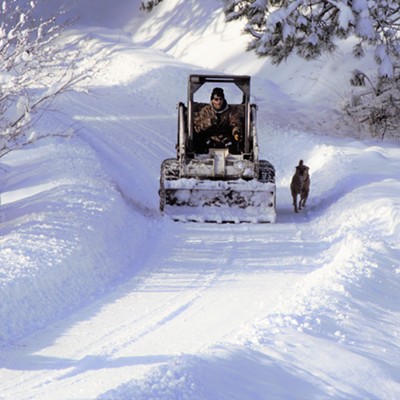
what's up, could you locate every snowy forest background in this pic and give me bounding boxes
[1,0,400,154]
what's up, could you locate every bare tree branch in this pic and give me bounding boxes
[0,1,99,157]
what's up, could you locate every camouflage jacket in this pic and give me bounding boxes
[193,102,243,139]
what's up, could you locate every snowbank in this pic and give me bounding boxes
[0,138,146,344]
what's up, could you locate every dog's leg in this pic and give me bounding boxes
[292,193,298,213]
[300,187,309,208]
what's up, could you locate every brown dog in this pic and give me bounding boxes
[290,160,310,213]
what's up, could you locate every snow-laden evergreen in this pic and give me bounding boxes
[223,0,400,76]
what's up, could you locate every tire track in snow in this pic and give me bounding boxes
[0,220,325,399]
[82,221,321,359]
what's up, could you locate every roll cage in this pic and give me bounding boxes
[177,74,257,158]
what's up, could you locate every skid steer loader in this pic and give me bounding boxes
[159,74,276,223]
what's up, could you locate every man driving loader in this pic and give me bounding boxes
[193,87,243,153]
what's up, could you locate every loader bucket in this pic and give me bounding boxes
[160,178,276,223]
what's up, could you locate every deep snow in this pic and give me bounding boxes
[0,1,399,399]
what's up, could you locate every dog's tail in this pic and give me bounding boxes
[298,159,304,167]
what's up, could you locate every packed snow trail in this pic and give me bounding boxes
[0,221,318,399]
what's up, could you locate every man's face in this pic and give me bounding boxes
[212,96,224,110]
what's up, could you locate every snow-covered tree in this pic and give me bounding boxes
[224,0,400,139]
[140,0,164,12]
[0,1,91,157]
[223,1,400,76]
[345,67,400,139]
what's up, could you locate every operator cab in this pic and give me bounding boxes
[184,75,253,158]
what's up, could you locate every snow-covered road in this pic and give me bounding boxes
[1,219,319,399]
[1,3,399,398]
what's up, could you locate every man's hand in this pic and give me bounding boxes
[232,127,241,141]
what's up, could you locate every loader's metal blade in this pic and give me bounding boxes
[161,179,276,223]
